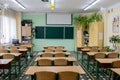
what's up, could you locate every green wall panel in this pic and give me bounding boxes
[22,13,76,51]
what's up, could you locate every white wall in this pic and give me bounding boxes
[101,3,120,48]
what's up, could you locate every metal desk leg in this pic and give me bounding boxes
[31,75,34,80]
[8,63,11,80]
[26,51,28,67]
[18,56,21,75]
[77,51,78,60]
[96,61,99,80]
[81,52,83,64]
[87,55,90,71]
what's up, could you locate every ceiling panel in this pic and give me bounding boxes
[0,0,120,13]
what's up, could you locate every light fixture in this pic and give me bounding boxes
[84,0,100,11]
[11,0,25,9]
[41,0,49,2]
[50,0,55,10]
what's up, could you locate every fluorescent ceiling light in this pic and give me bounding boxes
[11,0,25,9]
[84,0,100,11]
[50,0,55,10]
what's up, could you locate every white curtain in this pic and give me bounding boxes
[0,8,16,44]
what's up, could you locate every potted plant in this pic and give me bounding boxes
[74,15,90,30]
[89,13,102,22]
[109,35,120,50]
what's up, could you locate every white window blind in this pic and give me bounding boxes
[0,8,16,44]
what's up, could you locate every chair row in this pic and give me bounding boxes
[42,47,67,52]
[43,46,64,49]
[0,49,20,53]
[10,45,28,49]
[0,49,27,57]
[94,52,119,58]
[37,59,72,66]
[40,53,68,57]
[34,71,79,80]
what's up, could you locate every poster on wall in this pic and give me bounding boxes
[112,16,119,33]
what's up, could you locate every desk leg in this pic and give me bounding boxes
[81,51,83,65]
[87,55,90,71]
[18,56,21,75]
[31,75,34,80]
[8,63,11,80]
[26,51,28,67]
[77,51,78,61]
[96,61,99,80]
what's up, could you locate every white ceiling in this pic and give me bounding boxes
[0,0,120,13]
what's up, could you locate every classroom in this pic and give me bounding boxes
[0,0,120,80]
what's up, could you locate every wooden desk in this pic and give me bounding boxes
[111,68,120,80]
[35,57,76,65]
[0,59,13,80]
[86,52,105,71]
[96,58,120,79]
[21,44,33,57]
[86,52,117,71]
[0,53,22,75]
[81,49,91,52]
[81,49,90,65]
[0,53,21,57]
[38,52,70,56]
[111,68,120,75]
[25,66,86,76]
[18,49,28,66]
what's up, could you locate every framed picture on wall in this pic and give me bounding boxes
[112,16,119,33]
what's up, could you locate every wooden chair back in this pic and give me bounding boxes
[0,49,8,53]
[54,59,68,66]
[112,60,120,68]
[84,46,91,49]
[91,46,99,49]
[10,49,19,53]
[10,46,18,50]
[54,49,63,52]
[54,53,66,57]
[3,54,14,59]
[37,59,52,66]
[90,48,98,52]
[19,45,27,49]
[35,71,56,80]
[42,53,53,57]
[44,49,53,52]
[58,71,79,80]
[95,53,106,58]
[107,52,119,58]
[47,46,55,49]
[100,48,107,52]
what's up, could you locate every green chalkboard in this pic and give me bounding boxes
[35,27,44,39]
[35,26,74,39]
[65,27,74,39]
[46,27,64,39]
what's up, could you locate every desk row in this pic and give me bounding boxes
[35,57,76,66]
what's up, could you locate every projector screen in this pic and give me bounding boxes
[46,13,72,25]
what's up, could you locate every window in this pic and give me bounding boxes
[0,8,16,44]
